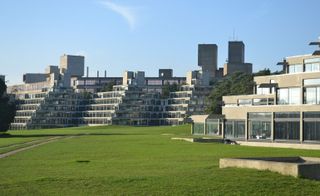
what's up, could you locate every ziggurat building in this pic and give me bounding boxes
[8,45,227,130]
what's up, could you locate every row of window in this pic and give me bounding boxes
[288,58,320,73]
[225,112,320,141]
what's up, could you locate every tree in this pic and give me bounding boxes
[161,83,179,98]
[207,70,273,114]
[100,81,115,92]
[0,79,16,132]
[207,72,254,114]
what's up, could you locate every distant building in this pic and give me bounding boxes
[198,44,218,79]
[159,69,173,79]
[60,54,85,77]
[23,73,47,83]
[223,41,252,76]
[228,41,245,63]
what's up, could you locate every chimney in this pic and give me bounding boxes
[104,70,107,78]
[86,67,89,77]
[97,70,99,78]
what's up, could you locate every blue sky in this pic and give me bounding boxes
[1,0,320,85]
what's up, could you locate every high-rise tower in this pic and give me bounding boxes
[198,44,218,78]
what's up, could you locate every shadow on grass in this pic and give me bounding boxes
[0,133,144,138]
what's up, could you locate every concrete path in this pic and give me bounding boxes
[0,136,74,159]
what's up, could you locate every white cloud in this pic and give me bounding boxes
[100,0,137,30]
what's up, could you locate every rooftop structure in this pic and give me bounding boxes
[223,41,252,76]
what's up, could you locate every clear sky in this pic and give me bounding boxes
[1,0,320,85]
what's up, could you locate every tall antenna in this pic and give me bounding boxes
[233,28,235,41]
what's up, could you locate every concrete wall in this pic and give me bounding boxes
[223,63,252,76]
[60,54,85,77]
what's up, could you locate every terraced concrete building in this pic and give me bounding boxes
[8,41,252,130]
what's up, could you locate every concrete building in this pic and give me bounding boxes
[8,40,255,130]
[23,73,47,83]
[228,41,245,63]
[159,69,173,79]
[222,43,320,143]
[223,41,252,76]
[198,44,218,79]
[60,54,85,77]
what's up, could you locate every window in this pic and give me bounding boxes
[238,99,252,106]
[248,113,272,140]
[304,112,320,141]
[305,63,320,72]
[224,120,245,139]
[274,112,300,140]
[257,87,270,95]
[304,87,320,104]
[277,88,300,105]
[253,98,268,106]
[304,78,320,86]
[277,88,288,104]
[147,80,162,85]
[193,123,204,135]
[288,64,303,73]
[304,58,320,64]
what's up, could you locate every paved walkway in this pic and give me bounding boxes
[0,136,74,159]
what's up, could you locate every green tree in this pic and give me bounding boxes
[207,72,254,114]
[207,70,273,114]
[100,81,115,92]
[161,83,179,98]
[0,79,15,132]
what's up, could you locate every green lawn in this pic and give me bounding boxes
[1,125,320,195]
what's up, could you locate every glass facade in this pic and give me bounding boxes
[274,112,300,140]
[224,120,245,139]
[257,87,270,95]
[248,113,272,140]
[288,64,303,73]
[277,88,300,105]
[193,123,204,135]
[305,63,320,72]
[304,87,320,104]
[206,119,220,135]
[304,78,320,86]
[238,99,252,106]
[304,112,320,141]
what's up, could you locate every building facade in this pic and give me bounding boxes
[8,41,252,130]
[222,52,320,143]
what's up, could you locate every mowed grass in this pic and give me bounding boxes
[1,125,320,195]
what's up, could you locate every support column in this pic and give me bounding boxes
[300,111,303,143]
[245,114,248,141]
[271,112,274,142]
[221,119,225,139]
[204,119,207,135]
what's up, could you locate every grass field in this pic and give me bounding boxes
[1,125,320,195]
